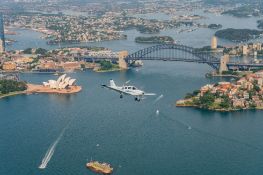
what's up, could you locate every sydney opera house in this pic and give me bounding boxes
[43,74,76,89]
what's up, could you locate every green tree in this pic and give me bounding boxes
[199,91,215,108]
[185,93,193,99]
[0,80,27,94]
[219,95,231,108]
[23,48,32,54]
[100,60,113,70]
[35,48,48,55]
[193,90,200,96]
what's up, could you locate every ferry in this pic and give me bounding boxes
[86,161,113,174]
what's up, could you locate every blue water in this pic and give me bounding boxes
[1,62,263,175]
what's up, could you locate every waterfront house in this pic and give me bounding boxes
[2,61,16,71]
[200,84,213,96]
[237,78,246,87]
[232,98,245,108]
[243,92,250,99]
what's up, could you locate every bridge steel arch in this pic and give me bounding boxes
[125,44,221,69]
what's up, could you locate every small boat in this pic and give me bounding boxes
[86,161,113,174]
[38,165,45,169]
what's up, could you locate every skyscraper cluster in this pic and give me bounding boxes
[211,36,217,50]
[0,13,5,53]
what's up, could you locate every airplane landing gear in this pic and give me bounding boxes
[120,94,123,98]
[135,97,141,102]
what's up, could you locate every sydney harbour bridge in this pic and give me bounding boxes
[80,43,263,71]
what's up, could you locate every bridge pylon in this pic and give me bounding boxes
[219,54,229,74]
[118,51,128,70]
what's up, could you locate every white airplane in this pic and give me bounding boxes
[102,79,156,101]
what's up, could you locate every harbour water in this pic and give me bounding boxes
[1,11,263,175]
[1,63,263,175]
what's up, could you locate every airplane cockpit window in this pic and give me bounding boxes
[132,87,136,90]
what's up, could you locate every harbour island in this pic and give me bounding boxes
[176,70,263,112]
[135,36,174,44]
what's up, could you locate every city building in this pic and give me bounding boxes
[0,40,4,53]
[2,61,17,71]
[242,45,248,55]
[211,36,217,50]
[61,61,81,71]
[0,13,5,53]
[43,74,76,89]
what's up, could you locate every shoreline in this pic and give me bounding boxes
[94,68,124,73]
[176,99,262,112]
[206,72,241,78]
[0,91,26,99]
[207,74,240,78]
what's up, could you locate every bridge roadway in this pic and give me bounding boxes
[78,44,263,70]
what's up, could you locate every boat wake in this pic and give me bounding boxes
[38,140,58,169]
[153,94,163,103]
[39,124,68,169]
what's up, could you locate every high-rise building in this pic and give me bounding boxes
[242,45,248,55]
[211,36,217,50]
[0,13,5,53]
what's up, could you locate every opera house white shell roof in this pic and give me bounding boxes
[43,74,76,89]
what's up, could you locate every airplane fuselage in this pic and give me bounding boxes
[102,80,155,102]
[120,86,144,96]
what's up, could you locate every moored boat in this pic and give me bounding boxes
[86,161,113,174]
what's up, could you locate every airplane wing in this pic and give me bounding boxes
[129,92,156,96]
[144,93,156,96]
[101,85,131,95]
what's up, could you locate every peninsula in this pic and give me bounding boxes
[0,74,81,99]
[215,28,263,42]
[176,71,263,111]
[0,79,27,99]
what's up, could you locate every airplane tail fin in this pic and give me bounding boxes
[110,79,116,87]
